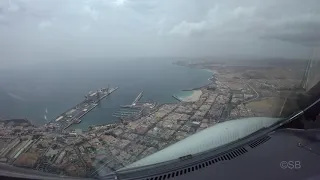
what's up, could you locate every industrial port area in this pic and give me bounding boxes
[46,87,119,131]
[113,91,157,122]
[0,59,310,178]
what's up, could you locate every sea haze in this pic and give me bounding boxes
[0,58,212,129]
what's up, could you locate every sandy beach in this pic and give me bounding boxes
[180,90,202,102]
[204,69,216,74]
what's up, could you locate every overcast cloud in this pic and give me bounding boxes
[0,0,319,64]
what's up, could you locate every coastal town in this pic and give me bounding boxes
[0,59,306,178]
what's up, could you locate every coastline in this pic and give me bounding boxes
[6,62,214,130]
[84,65,212,129]
[178,90,203,102]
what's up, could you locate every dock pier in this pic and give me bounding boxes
[48,87,119,131]
[172,95,182,102]
[132,91,144,105]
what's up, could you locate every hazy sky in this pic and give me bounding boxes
[0,0,319,63]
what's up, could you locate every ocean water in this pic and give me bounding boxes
[0,59,212,129]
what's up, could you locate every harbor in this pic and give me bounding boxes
[113,91,157,121]
[46,86,119,131]
[120,91,144,108]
